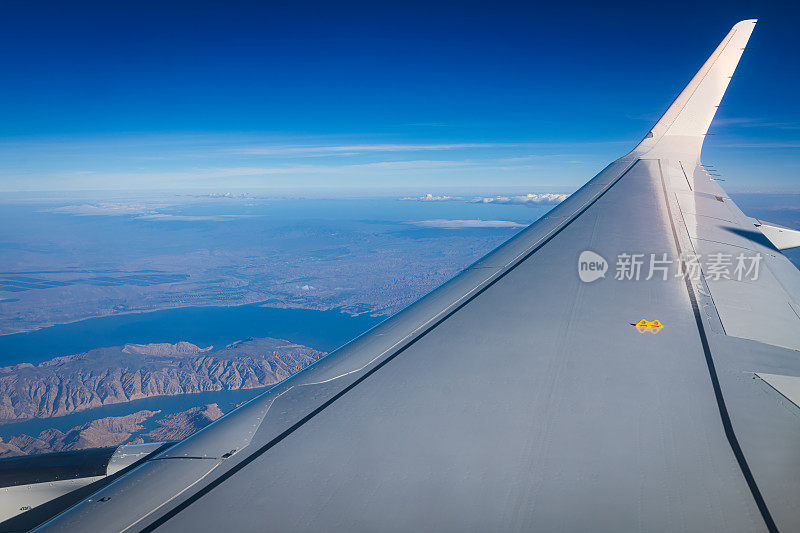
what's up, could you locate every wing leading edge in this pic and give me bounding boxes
[30,19,800,533]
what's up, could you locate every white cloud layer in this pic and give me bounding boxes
[401,192,568,206]
[408,219,526,229]
[470,193,568,205]
[400,193,460,201]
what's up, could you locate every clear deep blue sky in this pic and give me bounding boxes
[0,0,798,193]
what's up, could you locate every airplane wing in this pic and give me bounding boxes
[24,19,800,532]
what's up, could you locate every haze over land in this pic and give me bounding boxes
[0,194,557,335]
[1,192,799,456]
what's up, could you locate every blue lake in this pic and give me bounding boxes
[0,303,383,366]
[0,303,383,439]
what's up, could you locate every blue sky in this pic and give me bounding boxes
[0,0,798,194]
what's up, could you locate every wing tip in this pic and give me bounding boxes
[735,19,758,29]
[632,18,758,161]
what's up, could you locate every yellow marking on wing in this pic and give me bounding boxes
[635,319,664,334]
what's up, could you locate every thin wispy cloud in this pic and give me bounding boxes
[0,134,633,192]
[712,117,800,130]
[230,143,516,156]
[715,142,800,149]
[49,203,158,216]
[136,214,260,222]
[38,161,475,182]
[712,117,760,127]
[354,160,469,170]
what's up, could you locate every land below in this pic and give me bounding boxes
[0,338,324,424]
[0,197,529,336]
[0,404,224,457]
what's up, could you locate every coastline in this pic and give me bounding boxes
[0,297,387,338]
[0,303,383,366]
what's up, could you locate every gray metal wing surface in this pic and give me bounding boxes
[35,19,800,532]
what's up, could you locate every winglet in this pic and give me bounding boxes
[635,19,757,163]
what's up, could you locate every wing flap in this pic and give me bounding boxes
[661,161,800,351]
[756,221,800,250]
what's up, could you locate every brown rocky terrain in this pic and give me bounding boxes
[0,338,324,423]
[145,404,224,441]
[0,404,225,457]
[0,410,157,457]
